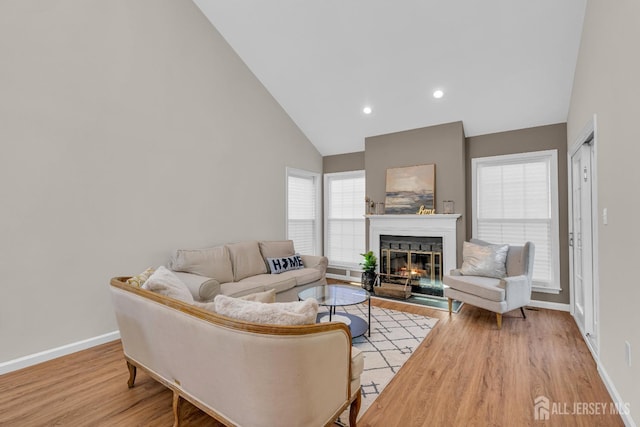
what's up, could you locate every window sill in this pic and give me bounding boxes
[532,286,562,295]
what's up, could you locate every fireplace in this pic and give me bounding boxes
[368,214,461,298]
[379,235,443,296]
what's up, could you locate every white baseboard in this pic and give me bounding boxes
[597,363,636,427]
[0,331,120,376]
[528,299,571,312]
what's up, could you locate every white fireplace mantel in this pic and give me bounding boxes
[368,214,461,275]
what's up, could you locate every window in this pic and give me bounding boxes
[324,171,366,267]
[472,150,560,293]
[286,168,321,255]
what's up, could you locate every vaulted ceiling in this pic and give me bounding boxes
[193,1,587,156]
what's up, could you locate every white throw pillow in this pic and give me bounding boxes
[142,266,194,304]
[460,241,509,279]
[214,294,318,325]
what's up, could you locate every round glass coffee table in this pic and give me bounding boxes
[298,284,371,338]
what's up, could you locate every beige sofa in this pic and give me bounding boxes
[110,277,363,427]
[167,240,328,302]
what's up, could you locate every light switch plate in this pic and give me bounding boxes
[603,208,608,225]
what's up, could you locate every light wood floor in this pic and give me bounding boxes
[0,299,623,426]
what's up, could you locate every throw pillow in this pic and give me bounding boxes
[267,254,304,274]
[460,241,509,279]
[259,240,295,272]
[214,295,319,325]
[142,266,194,304]
[193,300,217,313]
[126,267,154,288]
[226,241,268,281]
[239,288,277,303]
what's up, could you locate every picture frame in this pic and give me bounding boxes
[384,164,436,214]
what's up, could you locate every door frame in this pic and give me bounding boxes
[568,114,600,358]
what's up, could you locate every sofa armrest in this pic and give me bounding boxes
[448,269,462,276]
[501,275,531,309]
[300,254,328,275]
[172,271,221,302]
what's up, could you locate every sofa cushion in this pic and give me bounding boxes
[279,268,323,287]
[235,274,297,294]
[460,241,509,279]
[259,240,295,272]
[169,246,234,284]
[267,254,304,274]
[142,266,194,304]
[444,274,505,302]
[238,288,277,303]
[214,295,319,325]
[126,267,154,288]
[220,281,266,297]
[227,241,268,281]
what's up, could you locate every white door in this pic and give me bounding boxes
[570,142,595,339]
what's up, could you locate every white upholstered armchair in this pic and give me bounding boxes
[443,239,535,329]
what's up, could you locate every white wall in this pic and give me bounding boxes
[0,0,321,362]
[567,0,640,423]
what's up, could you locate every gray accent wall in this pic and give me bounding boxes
[466,123,569,304]
[325,122,570,306]
[0,1,321,363]
[568,0,640,420]
[365,122,467,261]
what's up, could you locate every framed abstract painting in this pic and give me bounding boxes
[384,164,436,214]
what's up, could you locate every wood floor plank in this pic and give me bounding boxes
[0,295,623,426]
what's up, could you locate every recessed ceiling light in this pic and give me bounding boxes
[433,90,444,99]
[363,106,372,114]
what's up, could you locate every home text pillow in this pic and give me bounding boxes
[239,288,277,303]
[267,254,304,274]
[259,240,295,272]
[460,241,509,279]
[142,266,194,304]
[126,267,155,288]
[214,294,318,325]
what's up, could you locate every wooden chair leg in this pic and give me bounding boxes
[520,307,527,319]
[349,389,362,427]
[172,391,184,427]
[447,298,453,315]
[126,361,137,388]
[496,313,502,330]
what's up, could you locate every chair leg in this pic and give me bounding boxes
[126,361,137,388]
[496,313,502,330]
[520,307,527,319]
[349,389,362,427]
[172,391,183,427]
[447,298,453,315]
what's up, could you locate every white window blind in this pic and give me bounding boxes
[472,150,560,292]
[324,171,366,267]
[286,168,320,256]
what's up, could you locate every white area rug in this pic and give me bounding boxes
[332,303,438,423]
